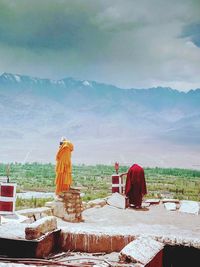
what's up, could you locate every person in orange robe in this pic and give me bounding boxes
[121,163,147,209]
[55,137,74,195]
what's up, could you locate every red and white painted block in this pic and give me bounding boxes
[0,183,17,214]
[112,174,124,194]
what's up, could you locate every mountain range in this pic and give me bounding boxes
[0,72,200,169]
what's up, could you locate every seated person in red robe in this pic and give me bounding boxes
[121,164,147,209]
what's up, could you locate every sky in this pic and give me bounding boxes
[0,0,200,91]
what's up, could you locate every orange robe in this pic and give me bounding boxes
[55,140,74,195]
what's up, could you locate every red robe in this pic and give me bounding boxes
[125,164,147,207]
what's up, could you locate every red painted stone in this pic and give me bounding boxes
[0,183,16,213]
[112,175,124,194]
[0,184,14,197]
[0,201,13,212]
[145,250,163,267]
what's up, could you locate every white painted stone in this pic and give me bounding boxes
[25,216,57,240]
[164,202,177,211]
[0,263,35,267]
[162,198,180,203]
[1,213,30,224]
[17,207,52,218]
[52,200,66,218]
[179,200,199,215]
[0,221,26,239]
[145,199,160,204]
[88,198,107,207]
[142,202,150,208]
[106,193,126,209]
[119,236,164,265]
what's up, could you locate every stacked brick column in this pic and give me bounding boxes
[53,187,84,223]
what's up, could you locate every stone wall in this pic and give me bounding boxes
[25,216,57,240]
[52,188,84,223]
[61,231,136,253]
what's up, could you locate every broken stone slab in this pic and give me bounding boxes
[25,216,57,240]
[154,235,200,249]
[144,199,160,205]
[179,200,199,215]
[119,236,164,265]
[17,207,53,222]
[0,221,26,239]
[106,192,126,209]
[1,213,30,224]
[162,198,180,203]
[142,202,150,208]
[164,202,177,211]
[87,198,107,208]
[0,263,36,267]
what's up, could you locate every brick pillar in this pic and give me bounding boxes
[53,188,84,223]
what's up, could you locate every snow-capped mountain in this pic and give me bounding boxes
[0,73,200,168]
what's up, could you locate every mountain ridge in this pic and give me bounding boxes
[1,72,200,93]
[0,72,200,168]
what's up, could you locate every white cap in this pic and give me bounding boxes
[60,136,66,142]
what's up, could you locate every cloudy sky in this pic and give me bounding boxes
[0,0,200,91]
